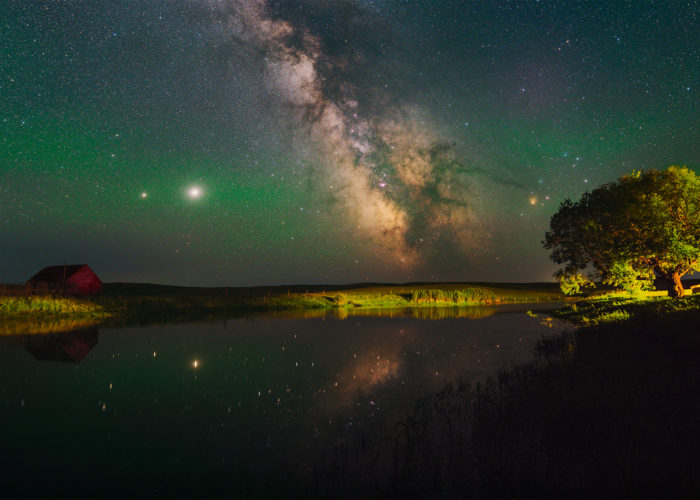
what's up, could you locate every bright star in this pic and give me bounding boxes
[187,186,203,199]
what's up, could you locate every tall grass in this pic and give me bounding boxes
[270,288,501,310]
[411,288,497,304]
[0,296,106,317]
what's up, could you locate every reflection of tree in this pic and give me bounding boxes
[19,328,99,363]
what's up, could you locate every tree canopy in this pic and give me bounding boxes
[543,166,700,297]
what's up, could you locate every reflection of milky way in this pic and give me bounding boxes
[329,342,404,411]
[213,0,484,267]
[304,312,551,415]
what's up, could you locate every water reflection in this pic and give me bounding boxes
[21,328,99,363]
[0,327,100,363]
[0,316,101,335]
[0,304,566,497]
[250,303,549,321]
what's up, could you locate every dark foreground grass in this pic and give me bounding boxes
[312,297,700,497]
[553,293,700,326]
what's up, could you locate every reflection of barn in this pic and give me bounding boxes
[20,328,99,363]
[26,264,103,296]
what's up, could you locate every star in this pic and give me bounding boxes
[187,186,203,200]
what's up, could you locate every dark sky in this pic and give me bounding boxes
[1,0,698,286]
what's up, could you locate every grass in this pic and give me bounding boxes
[269,283,563,310]
[0,281,564,325]
[332,282,563,305]
[268,287,521,310]
[0,282,559,324]
[313,294,700,497]
[0,295,107,318]
[552,292,700,326]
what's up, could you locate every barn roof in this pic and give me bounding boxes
[27,264,92,283]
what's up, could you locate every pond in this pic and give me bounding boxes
[0,304,566,497]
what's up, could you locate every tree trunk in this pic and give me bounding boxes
[654,266,686,298]
[668,272,685,298]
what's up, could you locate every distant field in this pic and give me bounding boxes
[323,282,563,300]
[103,281,561,297]
[96,281,566,314]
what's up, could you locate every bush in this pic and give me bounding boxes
[603,260,655,293]
[557,273,595,296]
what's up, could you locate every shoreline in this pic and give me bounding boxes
[0,281,566,325]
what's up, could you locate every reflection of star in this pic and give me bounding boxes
[187,186,203,199]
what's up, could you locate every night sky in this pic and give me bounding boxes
[2,1,698,286]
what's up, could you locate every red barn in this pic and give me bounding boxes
[27,264,103,296]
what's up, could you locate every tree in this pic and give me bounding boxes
[543,166,700,298]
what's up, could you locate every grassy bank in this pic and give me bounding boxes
[552,292,700,326]
[0,282,564,324]
[0,295,107,318]
[269,283,563,310]
[315,295,700,497]
[91,283,561,323]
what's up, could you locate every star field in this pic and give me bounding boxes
[1,1,698,285]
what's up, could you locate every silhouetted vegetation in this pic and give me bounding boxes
[315,296,700,497]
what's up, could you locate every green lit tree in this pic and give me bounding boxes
[543,166,700,298]
[557,272,595,296]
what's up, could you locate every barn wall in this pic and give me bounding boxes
[66,267,103,296]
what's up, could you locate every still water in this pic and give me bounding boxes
[0,304,565,497]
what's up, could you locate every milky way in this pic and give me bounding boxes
[0,1,697,285]
[211,0,484,268]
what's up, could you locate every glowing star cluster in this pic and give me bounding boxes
[216,0,484,269]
